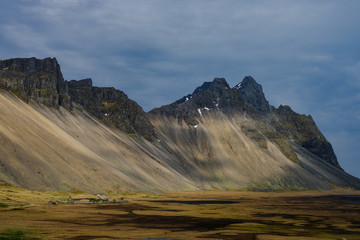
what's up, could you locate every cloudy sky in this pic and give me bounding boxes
[1,0,359,177]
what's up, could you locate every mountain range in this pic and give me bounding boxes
[0,57,359,193]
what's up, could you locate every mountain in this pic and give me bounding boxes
[0,57,359,192]
[148,77,357,190]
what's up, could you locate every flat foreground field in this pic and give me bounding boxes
[1,187,360,239]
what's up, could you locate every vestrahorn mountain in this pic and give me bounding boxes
[0,57,359,192]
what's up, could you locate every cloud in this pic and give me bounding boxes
[1,0,360,177]
[1,23,48,55]
[345,61,360,87]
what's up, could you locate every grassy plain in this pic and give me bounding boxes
[1,186,360,239]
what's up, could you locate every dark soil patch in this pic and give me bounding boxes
[44,203,242,235]
[324,195,360,205]
[201,232,258,240]
[10,208,25,211]
[158,209,182,212]
[71,236,117,240]
[253,213,299,219]
[149,200,238,205]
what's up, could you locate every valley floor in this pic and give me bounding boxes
[1,186,360,240]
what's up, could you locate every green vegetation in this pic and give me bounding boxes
[102,101,119,110]
[0,229,39,240]
[264,131,301,165]
[224,222,299,235]
[0,203,8,208]
[248,182,307,192]
[241,127,268,149]
[183,113,198,126]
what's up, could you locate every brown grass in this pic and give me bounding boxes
[1,186,360,239]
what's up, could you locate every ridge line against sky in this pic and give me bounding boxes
[0,0,359,177]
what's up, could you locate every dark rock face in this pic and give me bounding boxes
[68,79,156,141]
[233,76,271,113]
[150,77,272,125]
[189,78,247,112]
[149,78,250,126]
[0,57,71,109]
[273,105,340,168]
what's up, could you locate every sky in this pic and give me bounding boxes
[0,0,359,178]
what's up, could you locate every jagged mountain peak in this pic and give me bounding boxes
[192,77,230,95]
[173,78,231,105]
[233,75,257,90]
[149,77,247,121]
[191,78,234,107]
[186,76,271,114]
[153,76,272,119]
[241,75,258,85]
[233,76,270,113]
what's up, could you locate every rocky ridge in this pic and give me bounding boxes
[0,57,358,192]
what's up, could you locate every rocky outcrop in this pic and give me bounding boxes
[233,76,271,114]
[149,78,250,126]
[68,78,156,141]
[0,57,71,109]
[272,105,340,168]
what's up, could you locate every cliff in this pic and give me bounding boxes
[67,78,156,141]
[0,58,156,140]
[0,57,71,109]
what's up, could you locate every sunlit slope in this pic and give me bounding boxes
[149,109,360,190]
[0,91,194,192]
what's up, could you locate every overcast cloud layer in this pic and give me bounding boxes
[1,0,359,177]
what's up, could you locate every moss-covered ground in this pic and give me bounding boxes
[0,186,360,239]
